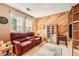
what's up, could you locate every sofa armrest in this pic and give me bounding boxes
[34,36,41,39]
[13,41,22,55]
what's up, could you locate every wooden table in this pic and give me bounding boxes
[0,45,13,56]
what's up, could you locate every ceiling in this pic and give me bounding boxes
[5,3,76,18]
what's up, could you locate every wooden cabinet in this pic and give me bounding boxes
[47,25,54,39]
[47,24,58,44]
[68,4,79,55]
[73,13,79,21]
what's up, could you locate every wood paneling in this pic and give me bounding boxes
[36,11,69,38]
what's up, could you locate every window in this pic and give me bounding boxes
[11,17,17,31]
[10,12,33,33]
[25,19,33,32]
[16,18,23,32]
[10,13,24,32]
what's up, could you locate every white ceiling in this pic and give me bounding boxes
[5,3,76,18]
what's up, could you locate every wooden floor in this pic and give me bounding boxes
[22,43,44,56]
[22,41,79,56]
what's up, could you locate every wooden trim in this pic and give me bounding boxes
[36,11,69,19]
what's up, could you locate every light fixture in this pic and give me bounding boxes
[37,30,40,36]
[26,8,31,11]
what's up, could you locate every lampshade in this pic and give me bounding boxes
[37,30,40,34]
[0,40,3,46]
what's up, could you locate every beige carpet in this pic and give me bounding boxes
[22,42,79,56]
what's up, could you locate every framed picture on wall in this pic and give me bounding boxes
[0,17,8,24]
[40,25,45,29]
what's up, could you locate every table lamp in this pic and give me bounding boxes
[37,30,40,36]
[0,41,3,46]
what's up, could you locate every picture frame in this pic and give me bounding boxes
[0,17,8,24]
[40,25,45,29]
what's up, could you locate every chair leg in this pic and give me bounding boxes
[65,41,67,47]
[57,40,59,45]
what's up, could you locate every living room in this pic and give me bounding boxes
[0,3,79,56]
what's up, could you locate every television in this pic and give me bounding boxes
[68,24,72,39]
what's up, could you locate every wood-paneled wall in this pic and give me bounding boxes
[35,11,69,38]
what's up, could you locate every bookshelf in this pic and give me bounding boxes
[47,24,58,44]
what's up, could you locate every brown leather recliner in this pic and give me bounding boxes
[10,32,42,56]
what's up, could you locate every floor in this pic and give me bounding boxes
[22,41,79,56]
[22,43,43,56]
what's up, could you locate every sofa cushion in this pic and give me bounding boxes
[26,37,32,39]
[21,41,32,46]
[35,37,40,40]
[10,33,26,40]
[25,32,35,37]
[15,37,27,42]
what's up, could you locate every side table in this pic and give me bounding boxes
[0,44,13,56]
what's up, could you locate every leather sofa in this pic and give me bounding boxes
[10,32,42,56]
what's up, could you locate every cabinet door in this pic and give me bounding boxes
[73,40,79,48]
[73,13,79,21]
[73,23,79,30]
[47,26,54,39]
[73,31,79,39]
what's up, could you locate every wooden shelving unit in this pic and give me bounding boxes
[68,4,79,56]
[47,24,58,44]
